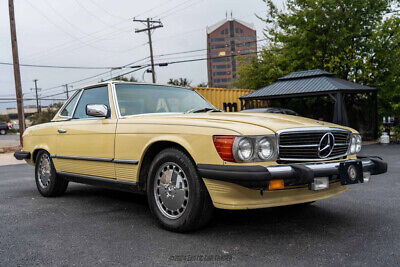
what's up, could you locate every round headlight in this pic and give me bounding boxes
[237,138,253,161]
[257,138,273,160]
[355,135,362,153]
[350,135,357,154]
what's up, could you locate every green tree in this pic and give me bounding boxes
[168,78,191,87]
[0,115,10,122]
[101,76,138,82]
[29,103,63,125]
[196,82,208,87]
[114,76,138,82]
[236,49,287,89]
[236,0,400,115]
[368,16,400,117]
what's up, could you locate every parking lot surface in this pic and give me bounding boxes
[0,134,19,147]
[0,144,399,266]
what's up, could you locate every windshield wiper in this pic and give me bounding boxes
[186,107,222,113]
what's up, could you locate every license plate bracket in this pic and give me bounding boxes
[339,161,364,185]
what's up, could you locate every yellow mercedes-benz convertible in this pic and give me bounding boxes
[14,82,387,232]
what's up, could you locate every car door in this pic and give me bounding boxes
[53,85,117,179]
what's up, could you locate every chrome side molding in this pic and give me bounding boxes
[51,155,138,165]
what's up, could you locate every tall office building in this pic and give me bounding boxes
[207,18,257,88]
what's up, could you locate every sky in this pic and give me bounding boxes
[0,0,283,110]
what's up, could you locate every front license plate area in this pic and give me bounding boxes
[339,161,363,185]
[310,177,329,191]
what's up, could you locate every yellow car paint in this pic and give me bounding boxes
[22,81,357,209]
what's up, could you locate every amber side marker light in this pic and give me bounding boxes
[269,179,284,190]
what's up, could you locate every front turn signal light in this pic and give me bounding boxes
[269,179,284,190]
[213,135,236,162]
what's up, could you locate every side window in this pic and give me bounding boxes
[60,91,80,117]
[73,86,110,119]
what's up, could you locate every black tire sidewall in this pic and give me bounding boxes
[147,148,206,231]
[35,151,59,197]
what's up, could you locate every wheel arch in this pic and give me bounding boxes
[31,145,51,163]
[137,139,196,191]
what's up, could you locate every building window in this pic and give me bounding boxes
[238,50,256,55]
[213,64,230,69]
[213,72,227,76]
[236,36,254,41]
[220,28,228,35]
[236,42,253,48]
[235,28,244,34]
[211,38,225,42]
[212,57,230,63]
[212,44,227,49]
[214,78,232,84]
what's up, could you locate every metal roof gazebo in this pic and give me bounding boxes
[240,69,378,138]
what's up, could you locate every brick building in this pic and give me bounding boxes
[206,18,257,88]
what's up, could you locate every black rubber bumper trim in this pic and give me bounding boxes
[198,164,317,188]
[358,155,388,175]
[14,150,31,160]
[197,164,271,188]
[198,156,388,188]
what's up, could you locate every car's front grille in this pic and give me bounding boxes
[278,128,350,161]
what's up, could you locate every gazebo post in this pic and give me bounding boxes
[372,91,378,139]
[333,92,349,126]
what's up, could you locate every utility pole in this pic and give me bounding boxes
[64,84,69,98]
[8,0,25,146]
[31,79,41,113]
[133,18,163,83]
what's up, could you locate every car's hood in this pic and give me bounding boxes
[122,112,355,134]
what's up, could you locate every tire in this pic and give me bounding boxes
[147,148,213,232]
[0,129,6,135]
[35,151,68,197]
[289,201,315,207]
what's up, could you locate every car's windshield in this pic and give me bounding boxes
[115,83,215,116]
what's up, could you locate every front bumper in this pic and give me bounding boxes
[198,156,387,188]
[14,150,31,160]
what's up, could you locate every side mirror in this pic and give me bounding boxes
[86,104,109,118]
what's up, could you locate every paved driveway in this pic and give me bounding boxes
[0,134,19,147]
[0,144,399,266]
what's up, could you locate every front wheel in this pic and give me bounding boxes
[0,129,6,135]
[35,151,68,197]
[147,148,213,232]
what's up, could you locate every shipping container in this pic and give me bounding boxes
[191,87,253,112]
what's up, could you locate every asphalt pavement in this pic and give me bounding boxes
[0,144,399,266]
[0,134,19,147]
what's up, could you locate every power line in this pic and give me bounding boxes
[86,0,129,22]
[40,66,148,99]
[159,0,205,20]
[154,0,195,18]
[38,38,266,95]
[40,49,260,99]
[24,0,209,62]
[40,56,151,93]
[72,0,128,32]
[21,0,180,61]
[133,18,164,83]
[24,0,122,54]
[0,62,119,69]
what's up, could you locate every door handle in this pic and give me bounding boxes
[58,129,67,133]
